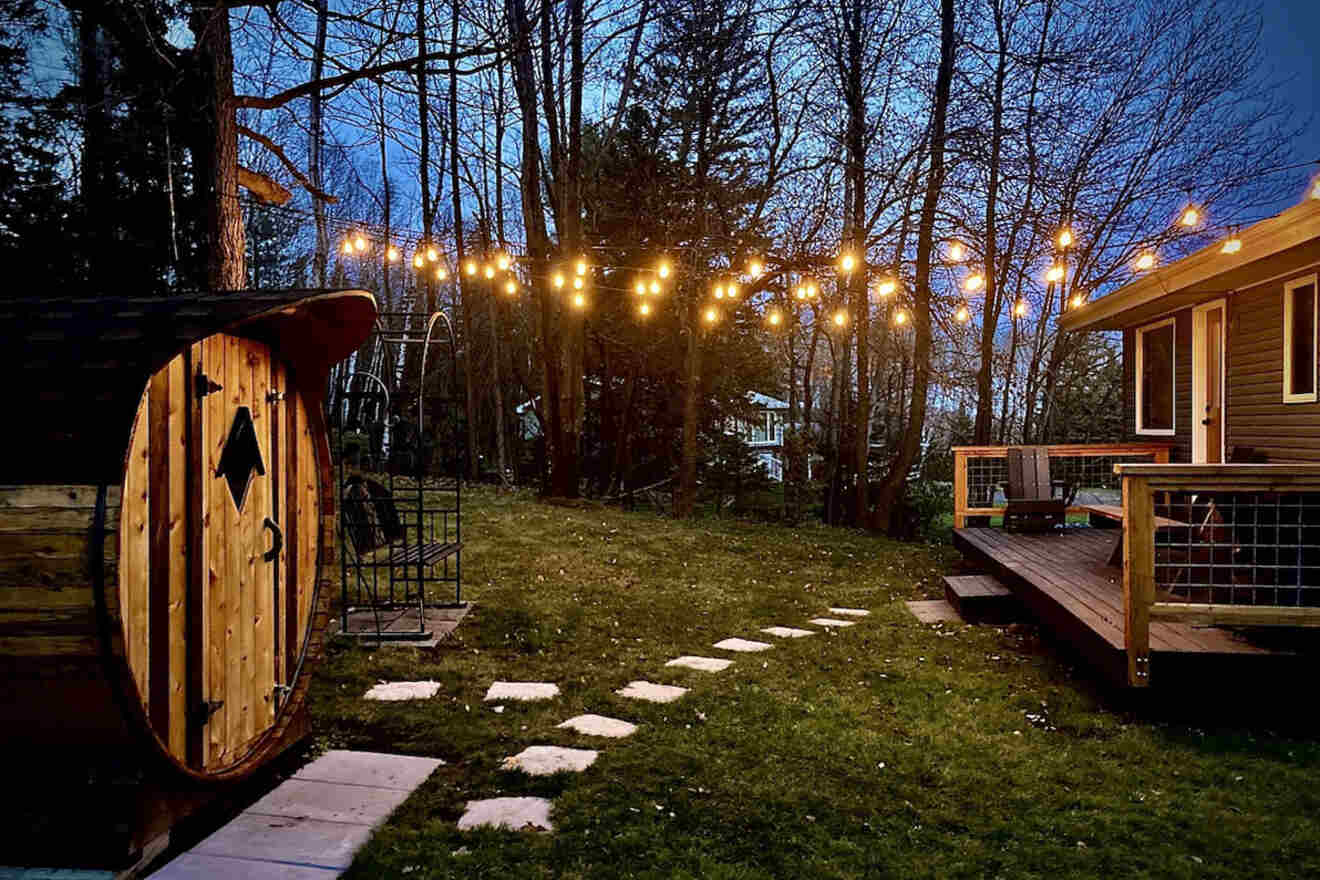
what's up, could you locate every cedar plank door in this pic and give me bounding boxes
[121,333,318,772]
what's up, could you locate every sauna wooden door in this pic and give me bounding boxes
[194,333,286,769]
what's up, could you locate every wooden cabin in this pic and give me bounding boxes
[950,194,1320,690]
[0,290,376,868]
[1060,195,1320,463]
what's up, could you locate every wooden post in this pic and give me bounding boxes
[1122,474,1154,687]
[953,447,967,528]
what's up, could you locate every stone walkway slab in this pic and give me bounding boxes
[557,714,638,738]
[905,599,962,623]
[617,681,688,703]
[484,681,560,702]
[808,617,855,628]
[665,655,733,672]
[501,745,598,775]
[153,751,443,879]
[713,638,772,652]
[363,680,440,701]
[458,796,554,832]
[761,626,815,638]
[828,607,870,617]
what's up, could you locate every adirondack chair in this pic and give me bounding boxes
[1002,446,1074,532]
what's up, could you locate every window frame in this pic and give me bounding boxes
[1135,316,1177,437]
[1283,273,1319,404]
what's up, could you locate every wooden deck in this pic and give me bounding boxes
[952,526,1291,687]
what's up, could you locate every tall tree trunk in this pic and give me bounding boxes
[845,0,870,524]
[309,0,328,287]
[192,4,244,290]
[973,0,1008,444]
[488,54,509,483]
[872,0,955,533]
[78,10,110,283]
[676,296,702,517]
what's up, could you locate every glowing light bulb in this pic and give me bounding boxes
[727,283,738,299]
[1045,265,1065,283]
[832,311,847,326]
[1180,206,1201,228]
[635,280,646,295]
[640,302,651,316]
[484,265,495,279]
[714,285,725,299]
[342,239,354,255]
[658,260,671,279]
[1070,292,1085,309]
[1135,252,1156,271]
[963,273,985,293]
[839,253,855,273]
[436,267,448,281]
[413,254,425,269]
[795,287,807,300]
[387,246,400,262]
[354,235,367,252]
[955,306,969,323]
[875,279,896,298]
[465,260,477,276]
[1312,178,1320,200]
[748,259,763,277]
[1221,236,1242,254]
[505,279,517,294]
[704,308,718,324]
[807,282,818,298]
[553,272,565,289]
[649,281,661,295]
[768,311,782,326]
[1058,228,1074,249]
[948,241,965,262]
[894,309,909,326]
[573,276,584,290]
[496,253,510,271]
[1014,300,1028,318]
[427,246,438,262]
[575,258,587,276]
[573,292,586,308]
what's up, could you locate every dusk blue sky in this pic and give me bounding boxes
[1261,0,1319,208]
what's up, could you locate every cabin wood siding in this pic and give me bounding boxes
[1226,273,1320,461]
[1123,308,1192,462]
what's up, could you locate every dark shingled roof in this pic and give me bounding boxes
[1,289,376,484]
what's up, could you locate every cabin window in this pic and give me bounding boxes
[1284,275,1318,403]
[1135,318,1176,435]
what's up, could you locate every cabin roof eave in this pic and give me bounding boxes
[1061,197,1320,333]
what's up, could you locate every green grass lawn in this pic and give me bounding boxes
[310,486,1320,879]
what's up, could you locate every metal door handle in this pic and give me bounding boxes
[263,517,284,562]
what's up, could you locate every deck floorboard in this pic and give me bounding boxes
[952,526,1274,686]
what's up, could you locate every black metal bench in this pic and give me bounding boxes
[342,475,461,572]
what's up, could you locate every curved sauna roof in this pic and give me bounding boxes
[1,289,377,483]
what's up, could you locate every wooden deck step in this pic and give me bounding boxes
[943,574,1020,623]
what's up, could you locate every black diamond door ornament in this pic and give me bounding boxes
[216,406,266,513]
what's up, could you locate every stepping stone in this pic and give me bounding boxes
[501,745,598,776]
[484,681,560,702]
[665,655,734,672]
[458,796,554,832]
[761,626,815,638]
[363,680,440,701]
[808,618,855,628]
[829,607,870,617]
[294,749,445,791]
[905,599,962,624]
[712,638,772,653]
[557,714,638,738]
[616,680,688,703]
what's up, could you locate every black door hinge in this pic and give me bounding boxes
[195,370,223,401]
[194,699,224,725]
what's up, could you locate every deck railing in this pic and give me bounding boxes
[951,443,1174,528]
[1118,464,1320,686]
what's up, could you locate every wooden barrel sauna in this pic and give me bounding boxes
[0,291,376,866]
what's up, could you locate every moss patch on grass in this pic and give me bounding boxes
[311,486,1320,879]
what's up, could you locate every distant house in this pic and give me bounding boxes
[728,392,793,481]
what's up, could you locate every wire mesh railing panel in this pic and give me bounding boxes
[1154,491,1320,607]
[962,450,1164,512]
